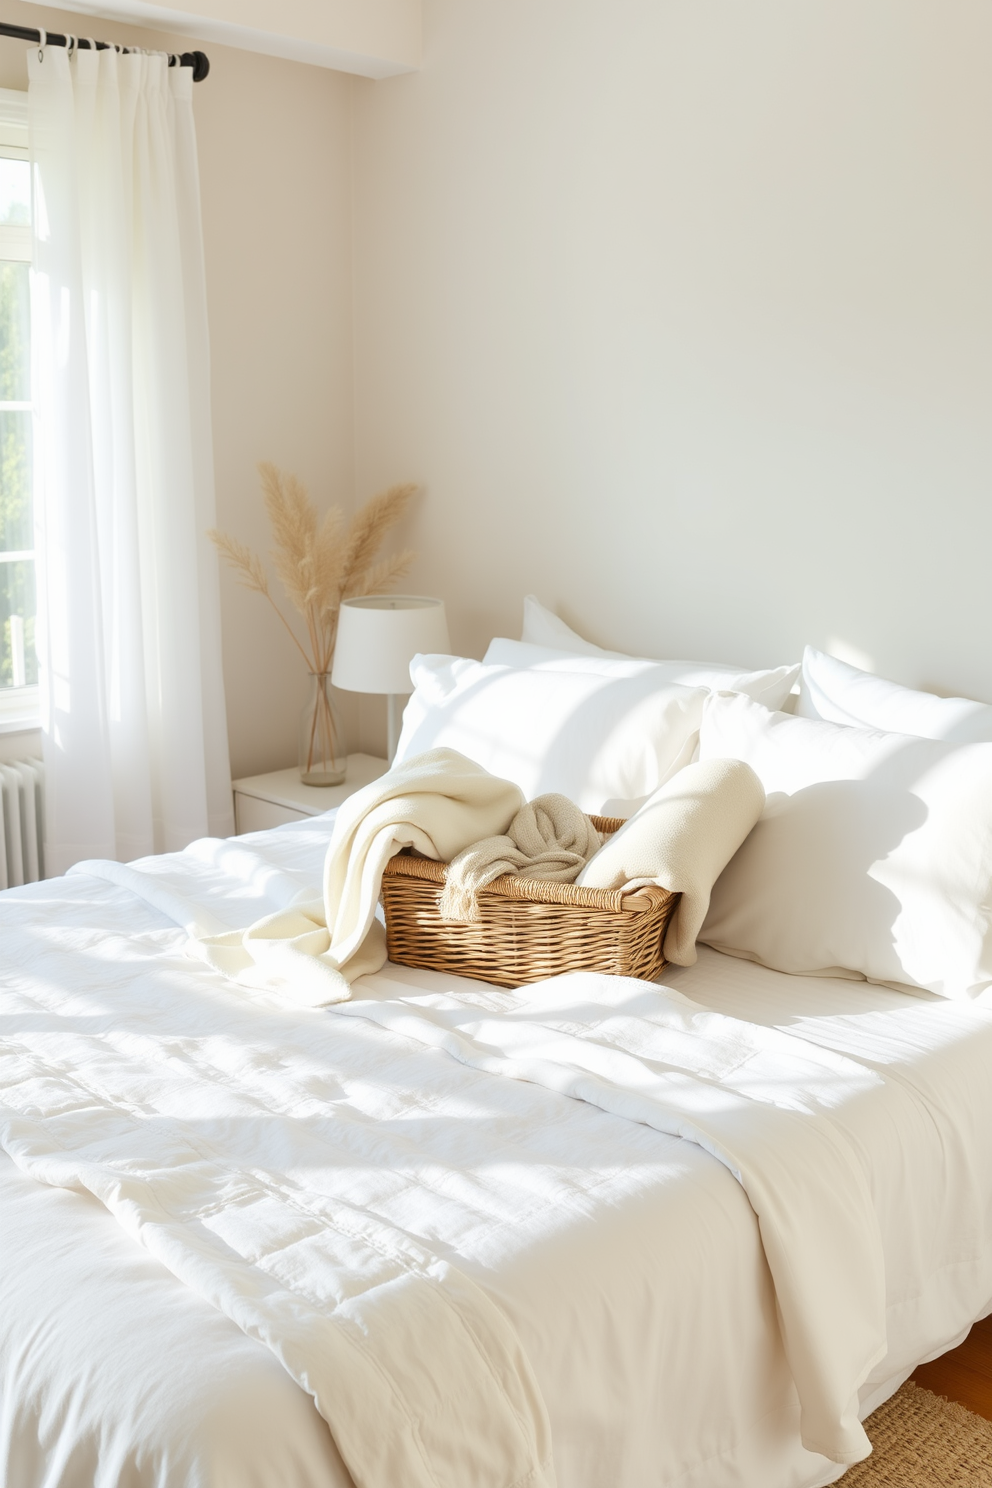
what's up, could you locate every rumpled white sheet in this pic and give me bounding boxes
[332,974,894,1463]
[1,911,884,1466]
[0,1047,554,1488]
[3,817,992,1488]
[0,848,554,1488]
[17,848,963,1467]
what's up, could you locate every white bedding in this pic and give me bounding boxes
[2,812,992,1488]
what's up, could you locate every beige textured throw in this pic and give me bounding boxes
[192,749,524,1004]
[577,759,765,965]
[439,793,602,922]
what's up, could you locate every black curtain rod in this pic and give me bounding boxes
[0,21,209,80]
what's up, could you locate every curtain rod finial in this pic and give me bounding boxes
[176,50,209,81]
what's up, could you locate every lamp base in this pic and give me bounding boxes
[387,695,403,765]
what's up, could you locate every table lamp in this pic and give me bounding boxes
[331,595,450,762]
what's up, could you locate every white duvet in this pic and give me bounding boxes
[2,814,992,1488]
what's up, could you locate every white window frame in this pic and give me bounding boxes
[0,88,37,731]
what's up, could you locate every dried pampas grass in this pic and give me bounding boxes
[209,465,417,676]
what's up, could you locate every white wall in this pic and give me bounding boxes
[0,1,357,778]
[195,42,356,777]
[4,0,990,779]
[351,0,992,703]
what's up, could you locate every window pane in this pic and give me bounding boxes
[0,411,31,552]
[0,261,29,402]
[0,558,36,688]
[0,159,30,227]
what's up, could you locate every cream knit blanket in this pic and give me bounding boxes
[578,759,765,965]
[439,794,601,922]
[191,749,524,1005]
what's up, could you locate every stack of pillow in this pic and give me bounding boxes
[395,597,798,815]
[700,647,992,1001]
[394,596,992,1003]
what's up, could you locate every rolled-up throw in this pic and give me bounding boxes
[577,758,765,966]
[439,793,602,923]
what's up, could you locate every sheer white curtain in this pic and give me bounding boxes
[28,44,233,875]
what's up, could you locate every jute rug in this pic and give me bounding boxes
[842,1380,992,1486]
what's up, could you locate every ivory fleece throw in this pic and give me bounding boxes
[189,750,524,1005]
[439,793,601,921]
[578,759,765,965]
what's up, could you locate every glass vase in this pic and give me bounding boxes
[299,672,346,786]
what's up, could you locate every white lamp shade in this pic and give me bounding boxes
[331,595,450,695]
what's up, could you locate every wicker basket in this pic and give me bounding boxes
[380,815,679,988]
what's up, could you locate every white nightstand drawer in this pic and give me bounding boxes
[234,794,309,834]
[232,754,388,836]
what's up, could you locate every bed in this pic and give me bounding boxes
[3,804,991,1488]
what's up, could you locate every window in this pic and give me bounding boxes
[0,89,34,727]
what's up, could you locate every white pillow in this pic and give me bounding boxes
[394,655,708,815]
[698,691,992,1000]
[522,595,632,658]
[798,645,992,742]
[490,633,800,711]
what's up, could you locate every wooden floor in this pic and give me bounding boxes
[912,1315,992,1420]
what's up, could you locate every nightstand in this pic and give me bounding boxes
[232,753,388,834]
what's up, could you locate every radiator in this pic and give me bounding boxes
[0,759,44,889]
